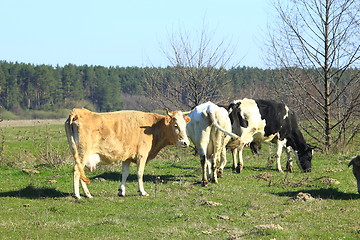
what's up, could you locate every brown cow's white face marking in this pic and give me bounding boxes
[167,111,191,148]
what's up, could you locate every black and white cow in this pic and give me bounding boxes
[228,98,314,173]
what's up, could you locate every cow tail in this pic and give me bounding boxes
[206,109,240,139]
[71,137,91,185]
[67,113,91,185]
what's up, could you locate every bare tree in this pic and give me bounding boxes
[145,23,237,110]
[267,0,360,151]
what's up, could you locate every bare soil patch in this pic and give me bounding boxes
[291,192,321,201]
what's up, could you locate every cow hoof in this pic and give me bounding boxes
[138,191,149,196]
[286,162,293,172]
[217,169,223,178]
[201,181,208,187]
[236,166,242,173]
[118,192,126,197]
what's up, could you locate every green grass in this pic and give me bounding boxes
[0,124,359,239]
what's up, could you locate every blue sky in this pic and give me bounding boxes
[0,0,272,68]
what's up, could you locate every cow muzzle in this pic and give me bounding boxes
[178,139,190,148]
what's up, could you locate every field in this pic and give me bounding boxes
[0,121,359,239]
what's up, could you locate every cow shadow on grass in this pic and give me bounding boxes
[0,172,195,199]
[92,171,195,183]
[0,185,71,199]
[273,188,360,200]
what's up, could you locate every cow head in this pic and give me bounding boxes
[297,144,315,172]
[228,102,249,129]
[165,109,191,147]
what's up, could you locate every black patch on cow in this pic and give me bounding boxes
[228,102,248,128]
[237,111,249,128]
[255,99,288,138]
[227,103,237,124]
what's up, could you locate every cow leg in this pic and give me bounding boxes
[200,154,209,186]
[211,159,218,184]
[74,159,93,199]
[218,147,227,178]
[200,154,212,186]
[210,135,222,184]
[206,157,212,182]
[118,160,131,197]
[73,164,82,199]
[285,146,293,172]
[73,151,93,199]
[275,140,286,173]
[352,164,360,193]
[80,179,93,198]
[198,135,211,186]
[79,154,93,198]
[211,152,220,184]
[137,157,149,196]
[236,143,245,173]
[231,148,238,171]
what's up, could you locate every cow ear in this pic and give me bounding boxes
[165,108,174,118]
[227,103,235,111]
[164,115,172,126]
[184,115,191,123]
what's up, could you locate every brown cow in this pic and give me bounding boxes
[65,108,191,199]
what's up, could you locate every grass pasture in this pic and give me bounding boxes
[0,121,359,239]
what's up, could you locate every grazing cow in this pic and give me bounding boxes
[228,98,314,173]
[348,155,360,193]
[186,102,239,186]
[65,108,191,199]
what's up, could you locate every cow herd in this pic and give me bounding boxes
[64,98,356,199]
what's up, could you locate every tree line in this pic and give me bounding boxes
[0,61,274,113]
[0,60,358,149]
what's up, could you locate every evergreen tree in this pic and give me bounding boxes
[4,64,21,110]
[62,64,84,101]
[0,64,7,109]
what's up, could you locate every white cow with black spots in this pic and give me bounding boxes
[228,98,314,173]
